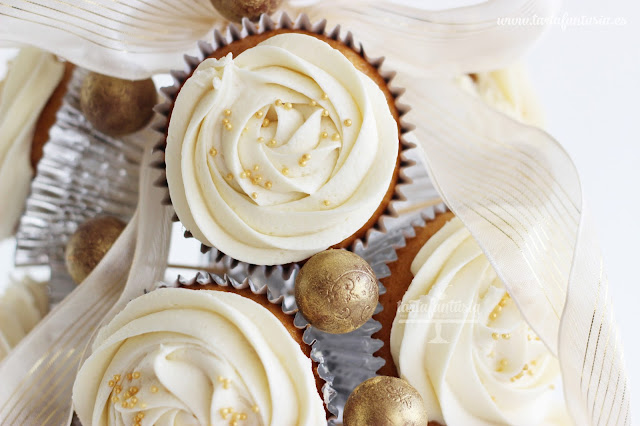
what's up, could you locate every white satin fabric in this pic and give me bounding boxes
[0,1,630,425]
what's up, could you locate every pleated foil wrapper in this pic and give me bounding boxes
[14,66,149,306]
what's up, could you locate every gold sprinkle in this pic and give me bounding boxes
[523,364,529,371]
[535,337,541,341]
[322,109,329,117]
[332,133,341,141]
[240,172,248,179]
[262,118,270,127]
[224,109,232,116]
[132,372,141,379]
[134,423,141,426]
[108,380,115,387]
[123,392,131,399]
[275,99,283,107]
[257,136,265,143]
[491,333,499,340]
[322,93,329,100]
[499,299,508,307]
[226,173,233,180]
[502,333,511,340]
[127,373,133,381]
[490,312,498,320]
[265,181,272,189]
[528,369,534,376]
[129,387,138,395]
[111,396,119,403]
[115,386,122,394]
[244,170,252,177]
[131,397,138,404]
[252,192,258,199]
[515,372,524,379]
[510,377,516,383]
[302,153,311,161]
[114,374,121,382]
[491,396,496,402]
[256,111,264,118]
[282,167,290,176]
[231,421,238,426]
[225,123,233,131]
[252,176,263,184]
[268,139,277,147]
[209,148,217,157]
[137,413,145,419]
[495,305,502,312]
[150,386,158,393]
[140,403,147,409]
[323,200,331,206]
[527,335,533,341]
[220,408,231,419]
[531,360,538,366]
[252,405,260,413]
[222,118,230,124]
[122,402,129,409]
[239,413,248,420]
[321,132,328,139]
[298,159,307,167]
[243,127,248,133]
[285,102,293,110]
[253,165,260,171]
[310,100,317,106]
[344,119,352,127]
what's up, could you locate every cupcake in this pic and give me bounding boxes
[72,282,327,425]
[0,47,72,240]
[0,275,49,362]
[159,15,410,266]
[374,214,569,425]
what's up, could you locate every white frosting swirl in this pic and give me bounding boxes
[166,33,399,265]
[456,64,544,127]
[0,276,48,361]
[73,288,325,426]
[0,48,64,240]
[391,218,569,425]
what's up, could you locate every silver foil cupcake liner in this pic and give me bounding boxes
[152,12,428,265]
[14,66,149,305]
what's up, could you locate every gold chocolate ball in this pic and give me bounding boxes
[295,249,378,334]
[65,216,126,284]
[210,0,282,22]
[343,376,429,426]
[80,72,157,137]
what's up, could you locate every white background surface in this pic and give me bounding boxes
[0,0,638,421]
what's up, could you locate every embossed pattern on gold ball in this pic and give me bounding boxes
[65,216,126,284]
[343,376,429,426]
[295,249,378,334]
[210,0,282,22]
[80,72,156,137]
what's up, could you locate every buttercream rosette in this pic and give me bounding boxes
[390,217,570,425]
[156,14,414,267]
[72,284,326,426]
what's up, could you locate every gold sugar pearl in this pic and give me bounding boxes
[310,100,317,106]
[523,364,529,370]
[491,333,499,340]
[224,109,232,116]
[255,111,264,118]
[108,380,115,387]
[220,408,232,419]
[226,173,233,180]
[489,312,498,320]
[222,118,230,124]
[252,405,260,413]
[111,396,119,403]
[209,148,217,157]
[262,118,270,128]
[132,372,140,379]
[282,167,290,176]
[134,423,141,426]
[239,413,248,420]
[275,99,283,107]
[122,402,129,409]
[115,385,122,394]
[252,176,262,184]
[129,386,139,394]
[240,172,248,179]
[284,102,293,110]
[150,386,158,393]
[491,396,497,402]
[123,392,131,399]
[257,136,265,143]
[298,160,307,167]
[321,132,328,139]
[302,153,311,161]
[268,139,277,147]
[252,192,258,200]
[510,377,516,383]
[136,413,145,420]
[332,133,341,141]
[502,333,511,340]
[253,165,260,171]
[344,119,353,127]
[323,200,331,206]
[244,170,252,177]
[225,123,233,131]
[322,109,329,117]
[127,373,133,381]
[322,93,329,100]
[265,181,272,189]
[131,396,138,405]
[531,360,538,366]
[140,403,147,409]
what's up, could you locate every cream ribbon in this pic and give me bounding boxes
[0,1,631,425]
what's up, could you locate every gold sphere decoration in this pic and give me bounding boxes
[210,0,282,22]
[343,376,429,426]
[65,216,126,284]
[295,249,378,334]
[80,72,157,137]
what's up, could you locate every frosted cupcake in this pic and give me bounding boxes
[375,214,569,425]
[72,285,326,425]
[160,16,409,266]
[0,48,71,240]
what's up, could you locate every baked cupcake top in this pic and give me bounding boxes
[391,218,568,425]
[166,33,399,265]
[0,47,64,240]
[72,288,326,426]
[0,275,48,361]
